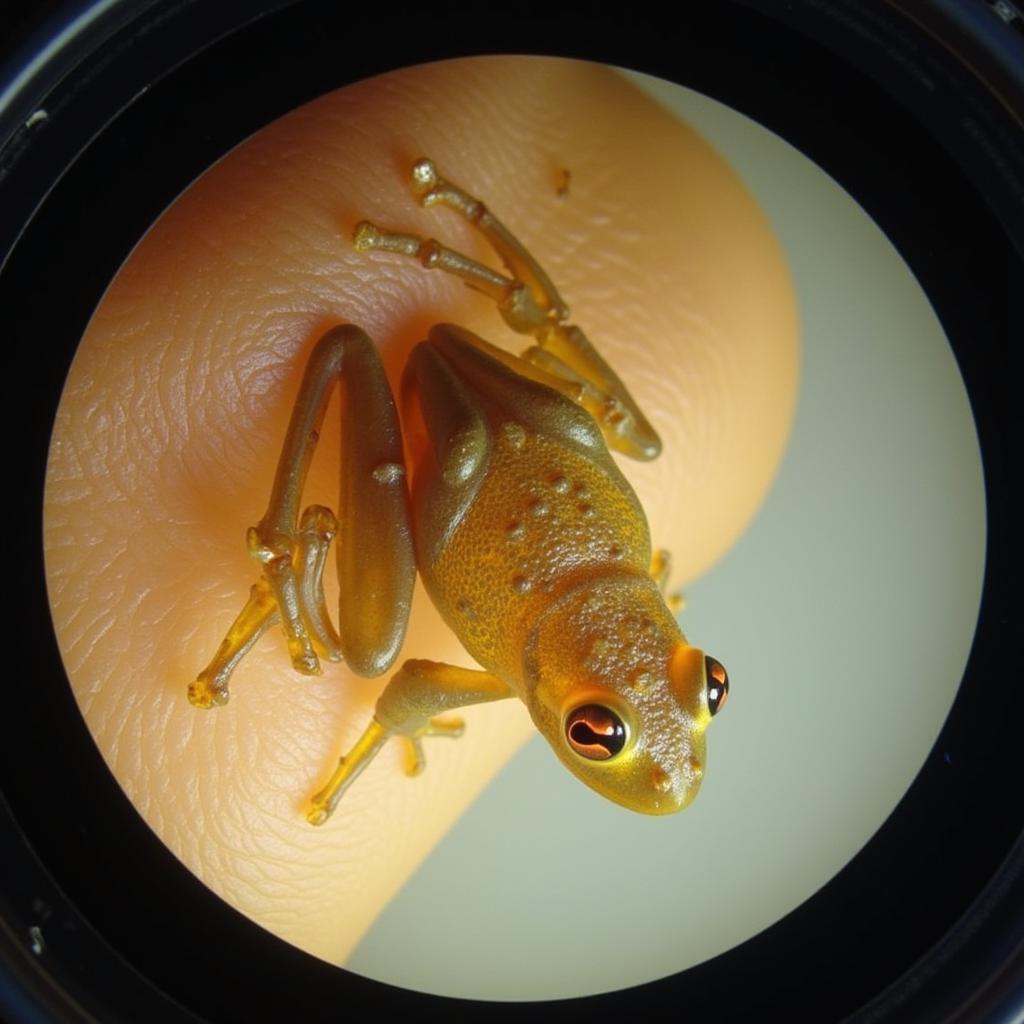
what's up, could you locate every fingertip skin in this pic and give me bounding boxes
[43,58,798,964]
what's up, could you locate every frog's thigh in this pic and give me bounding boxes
[422,323,604,456]
[404,339,489,491]
[263,325,414,678]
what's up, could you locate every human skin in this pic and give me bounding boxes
[43,58,799,965]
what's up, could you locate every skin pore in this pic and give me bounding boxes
[43,58,798,964]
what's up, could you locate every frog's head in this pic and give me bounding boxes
[522,577,729,814]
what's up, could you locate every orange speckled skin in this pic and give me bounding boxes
[426,430,650,683]
[409,325,708,813]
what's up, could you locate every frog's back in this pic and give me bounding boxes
[421,423,651,683]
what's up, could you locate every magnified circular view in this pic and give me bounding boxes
[42,56,983,1001]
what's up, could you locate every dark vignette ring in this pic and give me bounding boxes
[2,1,1021,1021]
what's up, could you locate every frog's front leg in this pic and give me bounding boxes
[308,661,512,825]
[650,548,685,614]
[188,324,415,708]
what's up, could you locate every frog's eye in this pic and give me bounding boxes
[565,705,627,760]
[705,656,729,716]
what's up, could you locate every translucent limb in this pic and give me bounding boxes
[188,579,278,708]
[650,548,686,615]
[188,325,415,708]
[307,660,512,825]
[354,158,662,461]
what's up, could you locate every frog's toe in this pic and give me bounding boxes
[410,157,439,196]
[306,803,331,827]
[404,738,427,777]
[187,674,229,709]
[401,716,465,776]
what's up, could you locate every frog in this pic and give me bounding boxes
[187,156,729,824]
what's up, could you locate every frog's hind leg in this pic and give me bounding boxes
[354,157,661,461]
[188,325,415,708]
[407,156,569,322]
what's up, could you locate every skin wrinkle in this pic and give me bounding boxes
[43,58,798,964]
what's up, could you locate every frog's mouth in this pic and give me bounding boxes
[532,696,706,815]
[560,743,704,815]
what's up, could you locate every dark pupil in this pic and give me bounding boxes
[569,721,610,750]
[566,706,626,759]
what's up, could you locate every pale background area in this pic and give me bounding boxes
[345,71,987,999]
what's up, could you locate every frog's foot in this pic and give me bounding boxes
[187,673,231,709]
[187,506,342,709]
[355,157,660,461]
[187,576,280,709]
[402,717,466,777]
[246,523,325,675]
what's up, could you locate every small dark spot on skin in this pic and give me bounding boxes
[512,575,532,594]
[578,503,594,518]
[630,668,653,690]
[309,429,319,443]
[609,544,623,560]
[456,598,478,621]
[529,498,550,518]
[506,521,526,542]
[549,474,570,494]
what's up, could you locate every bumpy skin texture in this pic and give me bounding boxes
[428,426,649,678]
[408,330,711,814]
[43,58,799,963]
